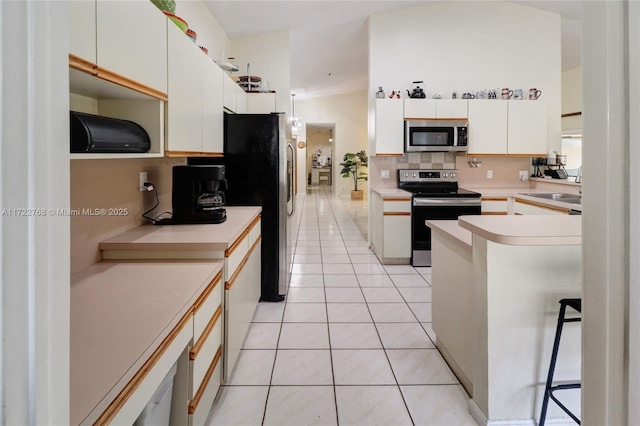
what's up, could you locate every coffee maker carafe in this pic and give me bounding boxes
[171,165,227,224]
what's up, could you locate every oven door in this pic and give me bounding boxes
[411,197,481,266]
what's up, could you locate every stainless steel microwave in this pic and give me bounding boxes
[404,119,468,152]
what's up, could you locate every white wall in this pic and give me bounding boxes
[231,31,291,116]
[369,1,561,151]
[175,0,231,63]
[562,66,582,130]
[297,90,368,196]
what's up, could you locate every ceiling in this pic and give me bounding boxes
[205,1,582,100]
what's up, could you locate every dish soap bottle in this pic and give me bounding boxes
[375,86,385,99]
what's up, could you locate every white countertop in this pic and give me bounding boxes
[469,187,582,212]
[458,215,582,246]
[71,260,223,425]
[99,206,261,251]
[370,187,412,198]
[426,220,472,247]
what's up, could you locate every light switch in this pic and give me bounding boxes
[380,170,390,179]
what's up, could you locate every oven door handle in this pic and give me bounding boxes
[412,198,481,207]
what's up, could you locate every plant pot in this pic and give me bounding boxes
[351,190,364,200]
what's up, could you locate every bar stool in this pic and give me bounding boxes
[539,298,582,425]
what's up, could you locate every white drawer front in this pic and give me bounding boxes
[189,347,222,426]
[225,236,249,282]
[190,312,222,395]
[193,273,222,342]
[383,199,411,213]
[247,218,261,248]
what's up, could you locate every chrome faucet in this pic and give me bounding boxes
[575,165,582,184]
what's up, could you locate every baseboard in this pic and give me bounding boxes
[467,400,577,426]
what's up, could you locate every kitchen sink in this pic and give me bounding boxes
[519,193,582,205]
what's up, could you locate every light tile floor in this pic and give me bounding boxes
[208,186,476,426]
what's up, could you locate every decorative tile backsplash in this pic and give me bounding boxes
[396,152,457,170]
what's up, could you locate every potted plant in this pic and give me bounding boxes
[339,150,368,200]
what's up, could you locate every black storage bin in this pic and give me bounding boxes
[70,111,151,153]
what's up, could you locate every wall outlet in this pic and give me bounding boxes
[139,172,148,191]
[519,170,529,181]
[380,169,390,179]
[486,170,493,179]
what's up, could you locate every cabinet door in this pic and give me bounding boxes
[223,74,237,112]
[69,0,96,62]
[167,24,202,153]
[436,100,468,119]
[513,199,568,215]
[404,99,436,119]
[201,56,224,154]
[383,215,411,258]
[467,100,508,155]
[247,93,277,113]
[235,86,248,114]
[507,101,547,156]
[374,99,404,155]
[96,0,167,92]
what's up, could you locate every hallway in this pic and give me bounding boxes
[208,186,476,425]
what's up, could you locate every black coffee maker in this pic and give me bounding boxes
[171,165,227,224]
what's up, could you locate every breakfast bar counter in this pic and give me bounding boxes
[427,215,582,425]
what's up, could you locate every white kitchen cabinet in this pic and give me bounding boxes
[436,99,468,118]
[404,99,467,119]
[371,192,412,263]
[404,99,436,119]
[468,100,508,155]
[201,55,224,154]
[69,0,96,62]
[373,99,404,156]
[507,101,548,156]
[236,87,248,114]
[513,198,569,215]
[247,93,277,113]
[481,197,510,215]
[96,0,167,93]
[223,74,238,112]
[167,23,202,154]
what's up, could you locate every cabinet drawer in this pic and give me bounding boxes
[247,216,261,248]
[225,234,249,282]
[383,199,411,213]
[193,271,223,342]
[189,346,222,426]
[190,309,222,396]
[481,197,509,214]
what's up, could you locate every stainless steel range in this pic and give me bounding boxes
[398,169,481,266]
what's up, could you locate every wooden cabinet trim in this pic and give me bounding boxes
[481,197,509,202]
[69,54,168,101]
[248,235,262,258]
[165,151,223,158]
[514,198,570,214]
[383,212,411,216]
[94,310,192,425]
[192,270,222,314]
[247,214,262,234]
[383,198,412,202]
[188,346,222,415]
[190,305,222,360]
[225,256,247,291]
[225,230,249,258]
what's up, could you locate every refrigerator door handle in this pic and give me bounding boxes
[287,143,295,217]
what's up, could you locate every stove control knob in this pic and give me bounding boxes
[451,172,457,178]
[412,173,417,177]
[443,172,449,178]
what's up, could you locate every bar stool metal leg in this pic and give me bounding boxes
[539,298,581,426]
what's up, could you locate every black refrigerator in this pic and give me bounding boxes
[189,112,294,302]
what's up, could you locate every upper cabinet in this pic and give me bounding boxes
[506,101,547,156]
[69,1,96,62]
[468,100,508,155]
[468,100,547,156]
[247,93,278,114]
[372,99,404,156]
[404,99,467,119]
[167,23,223,156]
[96,0,168,94]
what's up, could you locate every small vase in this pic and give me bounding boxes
[351,190,364,200]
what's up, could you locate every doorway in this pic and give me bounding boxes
[306,123,335,188]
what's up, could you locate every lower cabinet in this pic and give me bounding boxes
[481,197,510,215]
[371,192,412,263]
